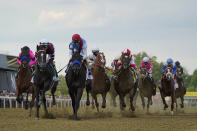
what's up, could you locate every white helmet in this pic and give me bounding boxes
[114,55,120,60]
[40,39,49,44]
[143,57,149,63]
[92,47,100,53]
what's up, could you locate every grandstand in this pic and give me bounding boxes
[0,54,18,93]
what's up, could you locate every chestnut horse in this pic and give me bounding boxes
[91,52,110,112]
[138,67,154,112]
[15,47,35,117]
[175,67,186,109]
[159,66,175,115]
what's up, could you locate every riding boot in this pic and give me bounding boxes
[53,66,59,82]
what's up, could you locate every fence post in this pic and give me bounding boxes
[9,99,12,108]
[4,98,5,108]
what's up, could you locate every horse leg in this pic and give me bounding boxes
[69,90,76,119]
[113,94,117,107]
[140,92,145,110]
[86,87,90,106]
[93,95,99,112]
[74,88,83,120]
[171,91,175,115]
[42,91,48,116]
[51,81,57,105]
[25,89,29,110]
[119,94,126,110]
[147,97,151,113]
[35,87,40,119]
[101,92,107,108]
[160,91,168,110]
[180,96,184,108]
[29,86,35,117]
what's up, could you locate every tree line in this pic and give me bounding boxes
[54,52,197,96]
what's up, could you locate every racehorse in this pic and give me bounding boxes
[159,66,175,115]
[15,46,35,116]
[138,67,154,112]
[65,51,86,120]
[175,67,186,109]
[114,53,136,111]
[34,45,58,119]
[91,52,110,112]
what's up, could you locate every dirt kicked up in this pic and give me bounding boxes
[0,107,196,131]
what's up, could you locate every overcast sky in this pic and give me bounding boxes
[0,0,196,74]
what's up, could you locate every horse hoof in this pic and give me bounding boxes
[180,105,184,108]
[164,105,168,110]
[122,103,126,108]
[86,101,90,106]
[102,105,106,108]
[170,111,174,116]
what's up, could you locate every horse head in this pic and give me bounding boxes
[140,67,148,80]
[94,52,106,68]
[165,66,173,81]
[36,45,47,71]
[71,51,83,76]
[121,53,130,69]
[176,67,182,79]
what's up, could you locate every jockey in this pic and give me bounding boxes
[140,57,156,95]
[140,57,152,77]
[111,55,121,71]
[17,46,36,67]
[69,34,87,61]
[161,58,178,89]
[121,49,138,82]
[122,49,137,72]
[161,58,177,76]
[175,61,186,92]
[175,61,184,76]
[16,46,36,78]
[37,39,59,82]
[66,34,88,76]
[88,47,100,71]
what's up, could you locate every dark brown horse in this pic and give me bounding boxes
[114,53,136,111]
[175,67,186,109]
[15,47,35,117]
[159,66,175,115]
[138,67,154,112]
[91,52,110,112]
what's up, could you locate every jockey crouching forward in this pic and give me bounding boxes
[111,55,121,80]
[88,47,111,87]
[160,58,177,89]
[175,61,186,92]
[120,49,138,83]
[37,39,59,82]
[16,46,36,78]
[65,34,88,77]
[140,57,156,95]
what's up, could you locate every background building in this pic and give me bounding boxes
[0,54,18,93]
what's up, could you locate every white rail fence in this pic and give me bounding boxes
[0,96,87,109]
[0,95,196,109]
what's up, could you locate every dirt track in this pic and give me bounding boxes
[0,106,197,131]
